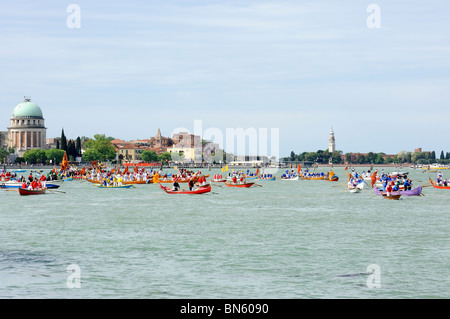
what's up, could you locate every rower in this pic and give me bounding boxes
[188,178,194,191]
[172,178,180,191]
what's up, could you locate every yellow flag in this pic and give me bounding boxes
[174,166,177,170]
[221,165,229,172]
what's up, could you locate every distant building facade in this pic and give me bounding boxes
[7,97,47,157]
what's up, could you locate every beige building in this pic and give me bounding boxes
[7,97,47,157]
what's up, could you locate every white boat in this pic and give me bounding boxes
[280,176,299,181]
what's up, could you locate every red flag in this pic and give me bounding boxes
[297,164,301,174]
[256,168,259,176]
[61,152,69,171]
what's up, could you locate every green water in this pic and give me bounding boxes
[0,167,449,298]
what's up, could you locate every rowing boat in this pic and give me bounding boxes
[211,179,227,183]
[18,187,46,195]
[280,176,299,181]
[257,176,276,181]
[159,183,212,194]
[86,178,152,185]
[224,182,255,188]
[429,177,450,189]
[381,193,402,200]
[95,184,133,189]
[373,186,423,196]
[1,180,60,189]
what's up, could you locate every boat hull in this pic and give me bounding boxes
[225,182,255,188]
[159,183,212,194]
[18,188,46,195]
[382,194,402,200]
[95,184,133,189]
[429,178,450,189]
[373,186,423,196]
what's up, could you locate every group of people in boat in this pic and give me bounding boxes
[436,172,448,186]
[281,169,298,179]
[21,175,47,190]
[171,174,208,191]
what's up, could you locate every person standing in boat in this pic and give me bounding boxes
[172,177,180,191]
[188,178,195,191]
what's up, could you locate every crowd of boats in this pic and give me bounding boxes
[1,165,449,198]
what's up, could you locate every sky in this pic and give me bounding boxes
[1,0,449,157]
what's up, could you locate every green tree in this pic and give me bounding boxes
[374,153,385,164]
[157,152,172,163]
[23,149,47,164]
[61,128,67,152]
[440,151,445,160]
[0,148,8,163]
[290,151,296,161]
[141,150,158,162]
[344,153,353,164]
[82,134,116,162]
[76,137,82,157]
[46,149,66,165]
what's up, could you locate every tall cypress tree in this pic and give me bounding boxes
[61,129,68,152]
[76,137,82,157]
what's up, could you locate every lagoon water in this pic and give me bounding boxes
[1,167,449,299]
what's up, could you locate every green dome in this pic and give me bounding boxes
[12,99,43,118]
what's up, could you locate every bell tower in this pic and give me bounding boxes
[328,127,335,153]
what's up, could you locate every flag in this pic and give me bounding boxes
[80,167,85,175]
[174,166,177,170]
[134,166,138,173]
[256,168,259,176]
[61,152,69,171]
[123,166,129,175]
[297,164,301,174]
[221,165,229,172]
[344,165,348,170]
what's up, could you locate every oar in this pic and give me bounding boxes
[252,184,262,187]
[342,188,348,193]
[421,185,433,188]
[47,189,66,194]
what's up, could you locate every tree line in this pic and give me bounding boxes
[283,150,450,165]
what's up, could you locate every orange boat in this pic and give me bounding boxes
[429,177,450,189]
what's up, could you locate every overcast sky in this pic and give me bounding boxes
[1,0,449,156]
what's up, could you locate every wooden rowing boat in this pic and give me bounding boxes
[257,176,276,181]
[224,182,255,188]
[159,183,211,194]
[86,178,151,185]
[280,176,299,181]
[373,186,423,196]
[381,193,402,200]
[429,177,450,189]
[18,187,46,195]
[95,184,133,189]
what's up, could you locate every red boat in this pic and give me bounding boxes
[18,187,46,195]
[224,182,255,188]
[159,183,212,194]
[429,178,450,189]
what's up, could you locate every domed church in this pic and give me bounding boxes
[7,97,47,157]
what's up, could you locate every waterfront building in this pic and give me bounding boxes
[7,97,47,157]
